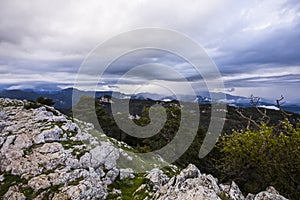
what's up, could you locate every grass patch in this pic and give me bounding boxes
[43,164,64,175]
[60,140,84,149]
[107,176,149,200]
[37,183,64,199]
[45,107,60,116]
[161,165,180,178]
[20,186,35,199]
[24,102,42,110]
[71,148,87,159]
[23,143,44,155]
[0,171,28,197]
[68,177,84,186]
[217,193,231,200]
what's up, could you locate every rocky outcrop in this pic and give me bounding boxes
[219,181,245,200]
[245,186,288,200]
[153,164,222,200]
[0,98,140,199]
[146,168,169,191]
[152,164,288,200]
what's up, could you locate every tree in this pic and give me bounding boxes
[36,96,55,106]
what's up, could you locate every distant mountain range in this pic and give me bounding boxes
[0,88,299,113]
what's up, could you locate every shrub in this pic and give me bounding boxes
[36,96,55,106]
[217,118,300,199]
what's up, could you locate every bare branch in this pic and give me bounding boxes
[250,94,260,107]
[249,94,270,125]
[236,108,260,128]
[276,95,292,118]
[246,115,252,130]
[255,106,270,125]
[276,95,285,109]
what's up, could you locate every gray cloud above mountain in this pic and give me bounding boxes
[0,0,299,101]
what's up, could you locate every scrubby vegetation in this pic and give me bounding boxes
[36,96,55,106]
[23,96,55,110]
[216,118,300,199]
[107,176,150,200]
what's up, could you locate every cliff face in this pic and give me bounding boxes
[0,98,288,200]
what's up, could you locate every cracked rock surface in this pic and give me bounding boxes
[152,164,288,200]
[0,98,135,200]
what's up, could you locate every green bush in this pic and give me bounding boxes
[217,118,300,199]
[36,96,55,106]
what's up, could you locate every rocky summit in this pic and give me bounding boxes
[0,98,288,200]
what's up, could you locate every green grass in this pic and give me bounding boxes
[23,143,44,155]
[37,183,64,199]
[45,106,60,116]
[161,165,180,178]
[60,140,84,149]
[68,177,84,186]
[19,186,34,199]
[0,171,28,197]
[0,170,65,199]
[217,193,231,200]
[107,176,150,200]
[71,148,87,159]
[23,101,42,110]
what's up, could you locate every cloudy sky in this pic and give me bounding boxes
[0,0,299,102]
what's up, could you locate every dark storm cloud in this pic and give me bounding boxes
[215,21,300,69]
[101,49,201,82]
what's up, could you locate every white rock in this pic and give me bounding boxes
[120,168,135,180]
[33,133,45,144]
[156,181,222,200]
[28,174,51,191]
[245,193,255,200]
[146,168,169,191]
[36,142,64,154]
[253,186,288,200]
[3,185,26,200]
[61,121,78,132]
[220,181,245,200]
[34,107,54,121]
[0,111,8,120]
[2,135,16,149]
[41,125,63,142]
[0,174,4,182]
[79,152,91,168]
[112,188,122,196]
[180,163,201,179]
[90,142,119,170]
[65,157,80,169]
[14,134,32,149]
[154,164,220,200]
[104,168,119,185]
[0,137,5,147]
[52,115,67,122]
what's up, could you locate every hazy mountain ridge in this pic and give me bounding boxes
[0,88,299,113]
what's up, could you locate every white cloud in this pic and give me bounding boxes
[222,66,300,82]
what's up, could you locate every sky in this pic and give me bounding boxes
[0,0,299,103]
